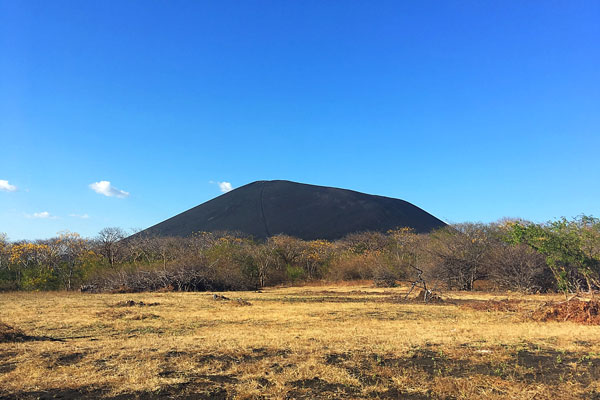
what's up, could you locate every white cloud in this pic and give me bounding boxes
[0,180,17,192]
[26,211,58,219]
[89,181,130,198]
[218,181,233,193]
[209,180,234,193]
[69,213,90,219]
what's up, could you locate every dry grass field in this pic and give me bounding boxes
[1,284,599,399]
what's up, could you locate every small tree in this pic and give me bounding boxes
[96,227,126,267]
[428,224,492,291]
[48,231,90,290]
[299,240,333,279]
[0,234,16,290]
[250,240,279,287]
[9,242,54,289]
[488,243,550,293]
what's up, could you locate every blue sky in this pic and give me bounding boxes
[1,1,599,240]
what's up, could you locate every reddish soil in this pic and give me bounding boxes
[532,299,600,325]
[460,299,522,313]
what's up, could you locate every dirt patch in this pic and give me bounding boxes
[129,313,160,320]
[291,377,350,391]
[269,362,296,373]
[96,309,132,319]
[212,294,252,306]
[158,369,238,384]
[255,377,273,388]
[0,322,61,343]
[113,300,160,307]
[0,362,16,374]
[324,345,600,387]
[194,353,237,369]
[233,298,252,306]
[0,384,228,400]
[41,352,87,367]
[0,387,107,400]
[460,299,522,312]
[97,309,159,320]
[532,299,600,325]
[0,322,27,343]
[513,345,600,385]
[383,294,447,305]
[369,388,432,400]
[119,384,228,400]
[165,348,290,371]
[56,352,86,366]
[401,346,600,384]
[385,349,495,377]
[93,358,116,371]
[0,351,17,360]
[196,374,238,384]
[300,290,397,296]
[326,349,479,385]
[281,296,371,304]
[286,377,357,399]
[325,352,351,365]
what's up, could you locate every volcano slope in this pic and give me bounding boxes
[137,180,446,240]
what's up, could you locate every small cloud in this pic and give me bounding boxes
[26,211,58,219]
[69,213,90,219]
[218,181,233,193]
[0,180,17,192]
[89,181,130,198]
[210,180,233,193]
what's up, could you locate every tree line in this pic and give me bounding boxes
[1,215,599,295]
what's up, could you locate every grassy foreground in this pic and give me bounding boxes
[1,284,599,399]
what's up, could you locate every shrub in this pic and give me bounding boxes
[372,265,398,287]
[21,267,60,291]
[488,244,553,293]
[327,252,376,281]
[428,224,493,290]
[286,264,305,282]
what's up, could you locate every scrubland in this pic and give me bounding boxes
[1,284,599,399]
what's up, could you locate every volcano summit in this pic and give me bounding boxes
[138,180,446,240]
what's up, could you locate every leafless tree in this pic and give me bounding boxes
[339,231,391,254]
[250,241,278,287]
[488,243,550,293]
[0,233,9,271]
[428,224,493,291]
[96,227,126,267]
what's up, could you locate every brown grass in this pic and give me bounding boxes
[1,284,599,399]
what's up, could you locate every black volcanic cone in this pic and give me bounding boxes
[137,180,446,240]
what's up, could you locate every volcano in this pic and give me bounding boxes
[137,180,446,240]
